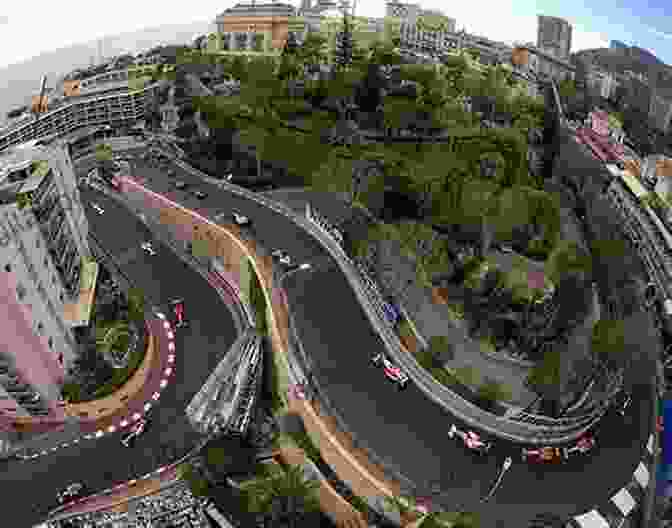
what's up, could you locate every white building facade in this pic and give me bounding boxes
[0,139,91,419]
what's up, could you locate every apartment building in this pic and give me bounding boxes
[0,139,93,419]
[0,71,164,153]
[649,92,672,133]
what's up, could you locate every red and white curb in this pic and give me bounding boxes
[25,312,176,460]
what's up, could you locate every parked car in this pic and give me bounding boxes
[448,424,492,454]
[371,353,408,389]
[192,190,207,200]
[91,203,105,215]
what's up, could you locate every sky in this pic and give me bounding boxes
[0,0,670,70]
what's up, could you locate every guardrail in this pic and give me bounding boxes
[124,150,607,443]
[304,203,608,437]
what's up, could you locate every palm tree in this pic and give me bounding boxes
[125,287,146,324]
[96,320,132,365]
[242,463,321,528]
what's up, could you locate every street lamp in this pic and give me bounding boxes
[481,456,513,503]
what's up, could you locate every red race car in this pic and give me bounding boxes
[562,435,596,458]
[448,424,492,454]
[522,446,566,463]
[371,354,409,389]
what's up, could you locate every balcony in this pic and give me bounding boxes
[35,197,60,224]
[47,214,66,245]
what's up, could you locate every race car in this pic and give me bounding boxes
[562,435,596,458]
[371,353,409,389]
[522,446,565,464]
[448,424,492,454]
[57,483,84,504]
[141,242,156,256]
[121,418,148,447]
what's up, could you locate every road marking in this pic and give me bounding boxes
[647,434,654,454]
[634,462,650,488]
[573,510,610,528]
[163,321,170,330]
[611,488,636,516]
[167,331,174,339]
[152,392,160,401]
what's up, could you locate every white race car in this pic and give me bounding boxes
[233,212,250,226]
[57,483,84,504]
[448,424,492,454]
[141,242,156,256]
[371,353,409,389]
[562,435,596,458]
[121,419,148,447]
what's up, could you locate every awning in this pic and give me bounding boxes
[63,260,99,327]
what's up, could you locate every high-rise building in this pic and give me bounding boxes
[537,15,572,61]
[610,40,628,50]
[0,138,93,420]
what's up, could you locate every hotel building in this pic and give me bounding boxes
[0,138,94,421]
[0,68,166,153]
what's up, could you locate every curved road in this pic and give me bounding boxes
[104,153,653,526]
[1,176,237,527]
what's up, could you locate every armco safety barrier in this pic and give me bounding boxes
[111,144,604,444]
[304,204,609,439]
[170,157,605,444]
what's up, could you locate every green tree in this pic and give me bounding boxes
[242,464,321,528]
[591,318,627,369]
[476,378,511,406]
[96,320,132,364]
[427,335,454,363]
[545,240,591,285]
[526,348,562,409]
[178,462,210,497]
[297,33,329,69]
[126,287,146,324]
[335,10,355,70]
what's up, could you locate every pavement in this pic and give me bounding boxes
[64,141,657,528]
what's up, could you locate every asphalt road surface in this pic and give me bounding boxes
[0,174,237,527]
[108,152,655,526]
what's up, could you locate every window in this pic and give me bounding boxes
[48,337,53,349]
[4,264,10,272]
[37,322,44,334]
[35,238,40,248]
[16,284,26,300]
